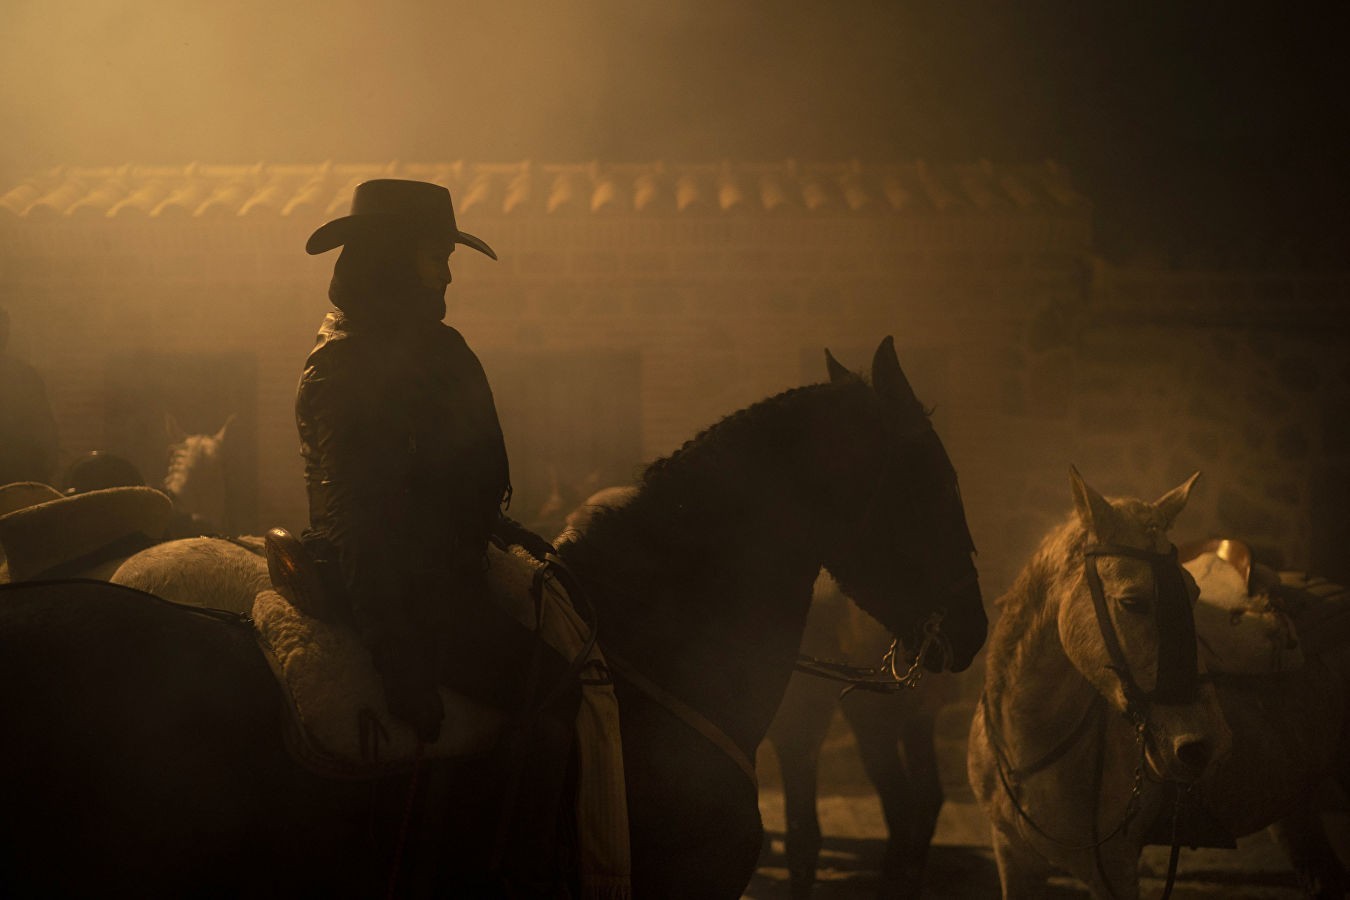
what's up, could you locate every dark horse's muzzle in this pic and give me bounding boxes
[920,572,986,673]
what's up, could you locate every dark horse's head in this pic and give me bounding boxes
[819,337,986,673]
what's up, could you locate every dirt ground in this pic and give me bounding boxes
[744,703,1346,898]
[745,788,1338,898]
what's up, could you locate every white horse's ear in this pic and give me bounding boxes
[824,348,854,384]
[213,413,237,443]
[870,336,920,409]
[1069,465,1116,540]
[165,412,187,444]
[1154,471,1201,531]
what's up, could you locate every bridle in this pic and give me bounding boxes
[982,539,1204,899]
[793,608,954,694]
[1083,543,1201,717]
[794,414,974,694]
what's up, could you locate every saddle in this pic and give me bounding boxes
[1180,538,1304,675]
[260,527,632,895]
[261,527,337,621]
[1271,569,1350,659]
[1180,538,1350,673]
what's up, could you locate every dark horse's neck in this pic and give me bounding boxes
[557,380,881,757]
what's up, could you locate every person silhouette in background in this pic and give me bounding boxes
[0,306,58,487]
[60,450,145,495]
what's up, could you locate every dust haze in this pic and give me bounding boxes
[0,1,1033,178]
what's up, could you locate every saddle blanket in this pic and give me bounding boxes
[251,588,506,769]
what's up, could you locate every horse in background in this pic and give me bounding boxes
[0,414,260,606]
[764,571,955,900]
[970,468,1350,899]
[162,412,234,537]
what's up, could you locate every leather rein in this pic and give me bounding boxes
[792,605,958,695]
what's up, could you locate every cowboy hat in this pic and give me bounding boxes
[0,486,172,581]
[305,179,497,259]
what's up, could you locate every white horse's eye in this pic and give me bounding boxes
[1118,593,1153,615]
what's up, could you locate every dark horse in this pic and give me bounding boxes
[0,337,986,898]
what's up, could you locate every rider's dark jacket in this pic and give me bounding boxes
[296,310,510,666]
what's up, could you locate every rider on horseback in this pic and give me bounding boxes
[297,179,549,742]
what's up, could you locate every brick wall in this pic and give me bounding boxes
[1072,267,1350,580]
[4,207,1344,594]
[0,206,1086,545]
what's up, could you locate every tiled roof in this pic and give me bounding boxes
[0,160,1087,219]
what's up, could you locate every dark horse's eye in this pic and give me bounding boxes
[1118,594,1153,615]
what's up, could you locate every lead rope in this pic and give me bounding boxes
[1159,785,1186,900]
[385,741,425,900]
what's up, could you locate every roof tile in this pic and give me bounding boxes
[0,161,1086,221]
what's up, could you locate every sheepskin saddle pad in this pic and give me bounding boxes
[251,588,507,773]
[1185,550,1304,675]
[248,540,594,773]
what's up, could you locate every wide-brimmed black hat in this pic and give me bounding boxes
[305,179,497,259]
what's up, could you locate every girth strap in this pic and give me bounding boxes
[604,650,758,791]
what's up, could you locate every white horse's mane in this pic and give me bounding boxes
[164,434,223,494]
[163,415,233,533]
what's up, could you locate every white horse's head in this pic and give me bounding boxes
[163,413,234,533]
[1056,467,1232,783]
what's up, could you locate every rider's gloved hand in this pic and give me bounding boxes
[493,514,555,562]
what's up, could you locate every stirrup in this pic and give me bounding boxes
[264,527,338,622]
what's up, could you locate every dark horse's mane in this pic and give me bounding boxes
[557,377,880,592]
[552,373,895,765]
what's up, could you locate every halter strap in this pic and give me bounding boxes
[1083,543,1199,714]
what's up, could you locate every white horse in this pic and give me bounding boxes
[110,534,268,615]
[162,412,234,537]
[970,468,1349,898]
[116,413,262,612]
[969,468,1229,897]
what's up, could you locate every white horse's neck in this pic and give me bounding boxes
[985,590,1101,773]
[165,437,228,528]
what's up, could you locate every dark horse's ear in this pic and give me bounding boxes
[870,336,920,410]
[824,348,855,384]
[165,412,187,444]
